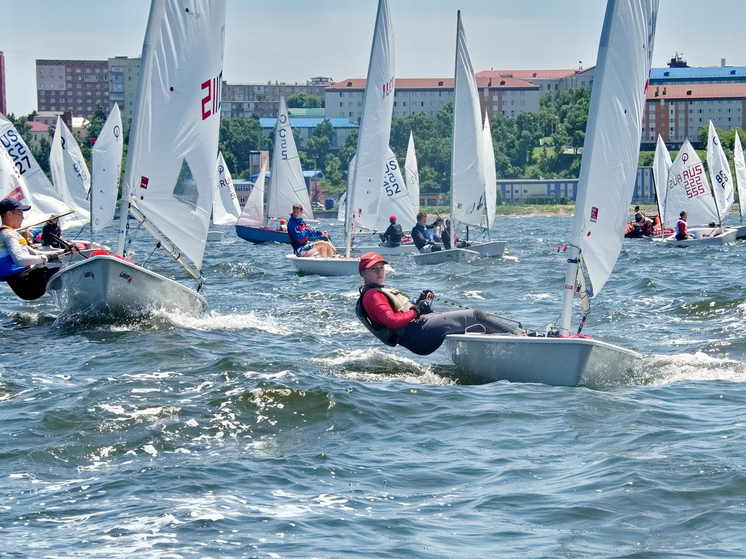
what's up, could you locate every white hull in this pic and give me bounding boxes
[661,227,737,247]
[446,333,641,387]
[468,240,506,258]
[353,243,419,256]
[285,254,360,276]
[46,255,207,318]
[734,225,746,239]
[207,230,224,241]
[413,248,480,266]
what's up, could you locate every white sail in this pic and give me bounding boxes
[91,104,123,233]
[267,97,313,221]
[451,13,487,230]
[237,159,267,227]
[561,0,658,333]
[49,116,91,230]
[482,112,497,230]
[212,152,241,226]
[404,132,420,217]
[337,191,347,223]
[349,148,414,232]
[0,113,72,227]
[734,132,746,222]
[121,0,226,270]
[345,0,394,249]
[663,139,719,229]
[652,134,671,217]
[706,120,734,219]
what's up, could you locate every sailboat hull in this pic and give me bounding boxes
[446,333,641,387]
[468,240,506,258]
[353,243,419,256]
[285,254,360,276]
[413,248,480,266]
[735,225,746,240]
[661,227,737,247]
[46,255,207,318]
[235,225,289,244]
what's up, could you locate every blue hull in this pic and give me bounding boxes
[235,225,289,244]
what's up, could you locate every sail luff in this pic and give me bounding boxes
[559,0,658,334]
[652,134,671,222]
[345,0,395,256]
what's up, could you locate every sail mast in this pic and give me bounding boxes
[449,12,461,250]
[117,0,162,257]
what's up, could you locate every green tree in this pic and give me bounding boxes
[305,119,335,170]
[218,117,264,177]
[286,92,324,109]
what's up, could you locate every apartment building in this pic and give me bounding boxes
[36,59,109,119]
[221,77,332,118]
[108,56,141,127]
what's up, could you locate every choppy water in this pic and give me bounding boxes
[2,215,746,558]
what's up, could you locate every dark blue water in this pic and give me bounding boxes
[2,215,746,558]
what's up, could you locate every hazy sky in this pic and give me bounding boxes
[2,0,744,116]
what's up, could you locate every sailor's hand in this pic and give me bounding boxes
[416,290,435,303]
[46,253,60,263]
[414,299,433,316]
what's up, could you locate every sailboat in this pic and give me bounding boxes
[347,146,420,255]
[286,0,393,276]
[207,152,241,241]
[0,114,72,228]
[659,137,736,246]
[447,0,658,386]
[649,134,671,236]
[46,0,226,317]
[49,116,91,230]
[235,96,314,244]
[90,104,123,236]
[733,132,746,239]
[404,132,420,216]
[413,13,503,266]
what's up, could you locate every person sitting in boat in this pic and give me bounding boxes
[634,205,645,224]
[356,252,521,356]
[675,211,694,240]
[0,198,64,301]
[411,212,442,253]
[287,204,334,258]
[381,215,403,247]
[41,216,64,248]
[278,218,287,232]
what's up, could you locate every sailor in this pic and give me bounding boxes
[634,205,645,224]
[287,204,334,257]
[356,252,520,355]
[381,215,403,247]
[41,215,64,247]
[0,198,63,300]
[410,212,442,253]
[675,211,693,240]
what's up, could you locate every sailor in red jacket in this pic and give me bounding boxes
[356,252,520,355]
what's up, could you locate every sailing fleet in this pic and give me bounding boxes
[2,0,745,386]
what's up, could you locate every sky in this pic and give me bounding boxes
[2,0,745,117]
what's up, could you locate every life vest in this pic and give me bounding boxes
[0,225,30,281]
[355,285,413,347]
[676,218,687,237]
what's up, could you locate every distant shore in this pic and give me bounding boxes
[313,204,672,219]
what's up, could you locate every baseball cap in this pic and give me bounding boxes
[0,198,32,215]
[358,252,388,275]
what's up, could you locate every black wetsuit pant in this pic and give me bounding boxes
[397,309,518,356]
[5,265,59,301]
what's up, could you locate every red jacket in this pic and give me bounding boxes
[362,289,418,329]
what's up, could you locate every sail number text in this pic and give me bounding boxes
[1,130,32,176]
[384,159,401,196]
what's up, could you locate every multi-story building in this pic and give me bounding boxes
[325,76,541,122]
[643,59,746,148]
[108,56,141,128]
[36,59,109,119]
[221,77,332,118]
[0,51,6,116]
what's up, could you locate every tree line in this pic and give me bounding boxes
[7,86,744,199]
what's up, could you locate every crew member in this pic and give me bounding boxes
[287,204,334,257]
[0,199,63,300]
[411,212,442,253]
[41,216,63,247]
[356,252,520,355]
[381,215,403,247]
[675,211,693,241]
